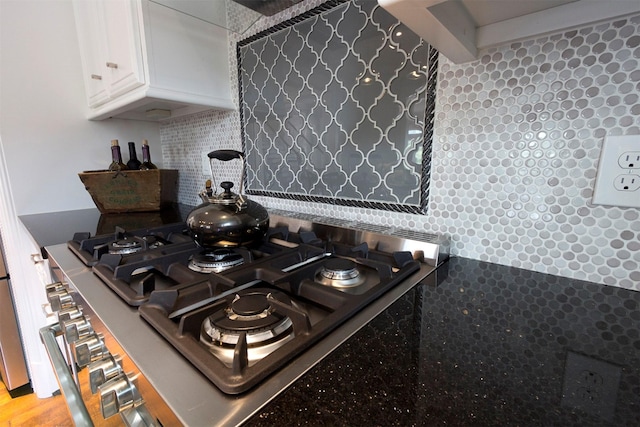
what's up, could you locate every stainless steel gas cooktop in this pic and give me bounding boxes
[47,210,448,425]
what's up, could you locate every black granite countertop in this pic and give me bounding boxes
[20,209,640,426]
[19,204,192,250]
[247,257,640,426]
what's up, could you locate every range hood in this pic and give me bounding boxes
[231,0,305,16]
[150,0,304,34]
[378,0,640,64]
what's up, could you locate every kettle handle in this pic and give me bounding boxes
[208,150,242,162]
[206,150,246,198]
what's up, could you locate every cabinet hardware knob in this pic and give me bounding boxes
[91,74,103,80]
[41,303,56,319]
[105,62,118,69]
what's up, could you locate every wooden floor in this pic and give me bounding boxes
[0,381,72,427]
[0,376,126,427]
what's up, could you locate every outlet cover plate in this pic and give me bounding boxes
[202,156,211,176]
[592,135,640,208]
[561,351,622,421]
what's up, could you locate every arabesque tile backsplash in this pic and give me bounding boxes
[160,0,640,291]
[238,0,436,213]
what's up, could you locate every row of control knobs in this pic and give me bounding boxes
[45,282,143,419]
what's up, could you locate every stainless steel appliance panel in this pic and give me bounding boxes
[43,212,448,425]
[46,242,439,426]
[0,233,30,392]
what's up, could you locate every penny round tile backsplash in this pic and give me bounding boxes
[160,1,640,291]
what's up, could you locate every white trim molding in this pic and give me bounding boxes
[0,136,59,397]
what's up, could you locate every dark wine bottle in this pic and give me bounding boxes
[127,142,141,170]
[108,139,128,171]
[139,139,158,170]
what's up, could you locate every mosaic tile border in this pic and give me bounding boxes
[236,0,438,215]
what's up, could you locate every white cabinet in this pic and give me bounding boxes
[74,0,144,108]
[379,0,640,64]
[74,0,109,107]
[73,0,234,121]
[100,0,146,100]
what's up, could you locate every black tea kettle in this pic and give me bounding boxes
[186,150,269,248]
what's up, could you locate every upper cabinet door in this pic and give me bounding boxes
[73,0,110,107]
[100,0,145,98]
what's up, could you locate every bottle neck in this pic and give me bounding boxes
[128,142,138,160]
[142,144,151,163]
[111,145,123,163]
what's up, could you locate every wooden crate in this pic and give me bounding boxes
[78,169,178,213]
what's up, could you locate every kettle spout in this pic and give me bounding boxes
[198,191,211,204]
[198,179,214,203]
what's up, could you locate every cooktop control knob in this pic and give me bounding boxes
[62,315,93,343]
[89,354,123,394]
[99,373,143,419]
[45,281,66,296]
[74,332,106,367]
[47,287,75,312]
[56,305,83,323]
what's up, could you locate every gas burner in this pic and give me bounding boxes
[316,258,365,288]
[108,235,165,255]
[200,290,295,366]
[188,249,245,273]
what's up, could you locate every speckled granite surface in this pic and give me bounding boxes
[21,209,639,426]
[246,257,640,426]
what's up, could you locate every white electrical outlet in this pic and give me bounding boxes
[592,135,640,208]
[613,174,640,192]
[618,151,640,169]
[202,156,211,176]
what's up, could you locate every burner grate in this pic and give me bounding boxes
[68,223,192,266]
[65,213,448,395]
[138,241,421,394]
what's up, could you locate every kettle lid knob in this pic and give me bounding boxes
[220,181,234,195]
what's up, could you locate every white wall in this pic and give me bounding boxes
[0,0,161,397]
[0,0,161,215]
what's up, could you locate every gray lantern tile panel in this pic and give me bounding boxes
[237,0,436,213]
